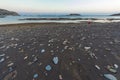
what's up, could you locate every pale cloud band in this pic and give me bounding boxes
[0,0,120,14]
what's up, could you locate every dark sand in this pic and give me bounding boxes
[0,22,120,80]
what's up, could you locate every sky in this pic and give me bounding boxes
[0,0,120,14]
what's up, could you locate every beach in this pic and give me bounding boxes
[0,22,120,80]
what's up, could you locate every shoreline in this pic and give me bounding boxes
[1,15,120,25]
[0,21,120,26]
[1,18,120,26]
[19,17,120,20]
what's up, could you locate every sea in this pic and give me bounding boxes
[0,14,120,25]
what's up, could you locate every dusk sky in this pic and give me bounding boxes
[0,0,120,14]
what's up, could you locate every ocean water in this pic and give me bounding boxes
[0,15,120,25]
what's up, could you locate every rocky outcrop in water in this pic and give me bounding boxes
[67,13,81,16]
[111,13,120,16]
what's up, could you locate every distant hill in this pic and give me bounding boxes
[0,9,19,17]
[111,13,120,16]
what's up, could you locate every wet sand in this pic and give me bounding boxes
[0,22,120,80]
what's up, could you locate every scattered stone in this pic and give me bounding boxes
[38,62,42,66]
[40,44,44,46]
[95,65,100,70]
[114,39,120,43]
[9,67,14,72]
[81,37,86,40]
[11,37,19,41]
[64,46,68,50]
[44,72,48,76]
[11,37,15,41]
[0,45,6,49]
[89,52,98,59]
[48,39,54,43]
[84,47,91,51]
[78,58,80,61]
[48,44,51,46]
[72,60,75,63]
[114,64,118,69]
[59,74,63,80]
[41,49,45,53]
[63,39,68,45]
[105,48,111,51]
[45,65,52,71]
[33,57,38,63]
[104,74,117,80]
[24,56,28,60]
[109,41,113,44]
[50,50,54,53]
[33,73,38,78]
[19,49,24,53]
[7,63,14,67]
[0,54,5,57]
[28,62,33,65]
[69,62,72,66]
[0,57,5,63]
[68,47,74,51]
[107,65,117,73]
[78,44,82,48]
[6,56,10,59]
[53,57,59,64]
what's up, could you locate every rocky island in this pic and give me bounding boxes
[0,9,19,17]
[110,13,120,16]
[67,13,81,16]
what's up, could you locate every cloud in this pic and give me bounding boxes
[0,0,120,13]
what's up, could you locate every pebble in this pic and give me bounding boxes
[45,65,52,71]
[104,74,117,80]
[68,47,74,51]
[105,48,111,51]
[63,39,68,45]
[48,39,54,43]
[41,49,45,53]
[0,57,5,63]
[114,39,120,43]
[33,74,38,78]
[0,45,6,49]
[24,56,28,60]
[81,37,86,40]
[95,65,100,70]
[114,64,118,69]
[59,74,63,80]
[64,46,68,50]
[28,62,32,65]
[53,57,59,64]
[7,63,14,67]
[11,37,15,40]
[107,65,117,73]
[0,54,5,57]
[9,67,14,72]
[84,47,91,51]
[78,44,82,48]
[78,58,80,61]
[6,56,10,59]
[33,57,38,63]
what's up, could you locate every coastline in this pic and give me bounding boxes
[0,21,119,27]
[0,20,120,26]
[0,22,120,80]
[1,15,120,25]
